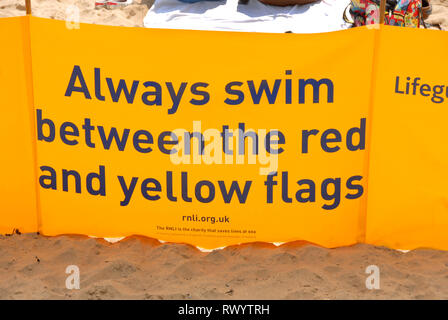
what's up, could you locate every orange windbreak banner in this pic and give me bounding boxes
[28,17,374,249]
[0,16,38,234]
[366,25,448,250]
[2,16,448,250]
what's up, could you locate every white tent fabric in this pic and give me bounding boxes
[143,0,352,33]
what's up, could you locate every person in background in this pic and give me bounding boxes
[348,0,431,28]
[177,0,318,4]
[422,0,432,20]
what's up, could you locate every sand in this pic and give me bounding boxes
[1,233,448,300]
[426,0,448,30]
[1,1,448,300]
[1,0,447,29]
[0,0,153,27]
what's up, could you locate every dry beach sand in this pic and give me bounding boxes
[427,0,448,29]
[0,0,153,27]
[1,233,448,300]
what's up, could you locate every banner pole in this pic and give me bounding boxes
[379,0,386,25]
[25,0,32,15]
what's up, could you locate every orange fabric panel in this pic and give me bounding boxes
[0,16,39,233]
[29,18,374,249]
[366,26,448,250]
